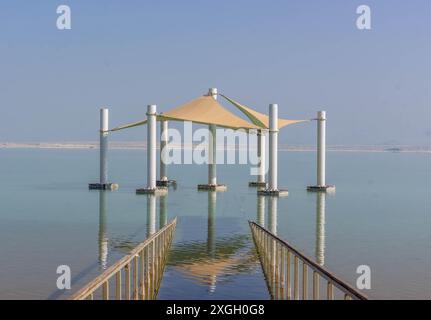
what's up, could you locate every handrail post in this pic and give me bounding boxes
[125,263,130,300]
[313,271,319,300]
[302,263,308,300]
[102,280,109,300]
[116,271,121,300]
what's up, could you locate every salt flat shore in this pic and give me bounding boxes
[1,142,431,153]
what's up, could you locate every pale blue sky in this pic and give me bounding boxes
[1,1,430,145]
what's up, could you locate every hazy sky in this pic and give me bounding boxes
[1,1,430,145]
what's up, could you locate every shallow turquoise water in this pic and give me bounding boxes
[0,148,431,299]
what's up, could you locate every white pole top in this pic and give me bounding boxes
[208,88,218,100]
[269,104,278,132]
[318,110,326,120]
[100,108,109,132]
[147,104,157,115]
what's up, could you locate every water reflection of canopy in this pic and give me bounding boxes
[109,94,308,132]
[167,235,258,285]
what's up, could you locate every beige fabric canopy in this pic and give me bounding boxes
[220,94,309,129]
[109,93,309,132]
[110,95,260,132]
[160,95,259,130]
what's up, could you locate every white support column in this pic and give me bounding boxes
[258,104,288,196]
[198,88,226,191]
[208,88,217,186]
[208,124,217,185]
[269,104,278,191]
[137,104,167,194]
[100,108,109,185]
[147,104,157,190]
[307,111,335,192]
[317,111,326,187]
[89,108,118,190]
[160,120,168,182]
[257,130,266,184]
[249,129,267,187]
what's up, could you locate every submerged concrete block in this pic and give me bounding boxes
[197,184,227,192]
[257,188,288,197]
[89,183,119,191]
[136,187,168,195]
[307,185,336,193]
[248,181,268,188]
[156,180,177,187]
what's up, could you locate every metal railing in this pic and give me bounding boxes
[249,221,367,300]
[71,217,177,300]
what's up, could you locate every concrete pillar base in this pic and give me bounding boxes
[136,187,168,195]
[197,184,227,192]
[257,189,288,197]
[307,185,336,193]
[248,181,268,188]
[156,180,177,187]
[89,183,119,191]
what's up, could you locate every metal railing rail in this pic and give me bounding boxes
[70,217,177,300]
[249,221,367,300]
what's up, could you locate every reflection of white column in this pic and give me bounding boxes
[98,191,108,270]
[268,196,278,285]
[159,195,167,228]
[317,111,326,187]
[147,195,156,236]
[268,104,278,191]
[208,191,216,293]
[268,196,278,235]
[160,120,168,182]
[147,105,157,189]
[207,191,216,256]
[209,275,217,294]
[316,192,326,266]
[100,108,109,185]
[257,195,265,227]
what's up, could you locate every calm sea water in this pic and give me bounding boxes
[1,148,431,299]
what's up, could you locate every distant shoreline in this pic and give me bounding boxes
[1,142,431,154]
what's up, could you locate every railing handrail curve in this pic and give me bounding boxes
[249,221,368,300]
[70,217,177,300]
